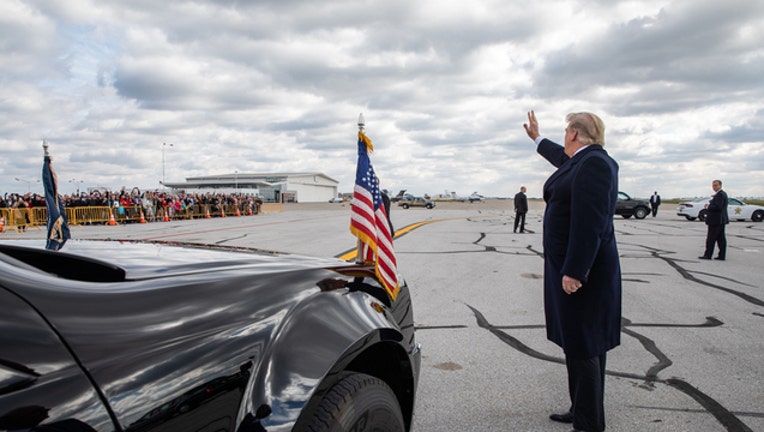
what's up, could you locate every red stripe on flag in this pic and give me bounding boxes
[349,132,399,300]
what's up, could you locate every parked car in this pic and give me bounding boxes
[397,197,435,209]
[615,191,650,219]
[677,197,764,222]
[328,196,344,203]
[390,190,412,203]
[0,239,420,431]
[468,192,484,203]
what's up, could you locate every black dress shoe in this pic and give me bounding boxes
[549,411,574,423]
[714,257,725,260]
[698,256,712,260]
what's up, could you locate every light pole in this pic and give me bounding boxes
[235,170,238,192]
[68,179,85,195]
[162,142,173,190]
[14,177,40,193]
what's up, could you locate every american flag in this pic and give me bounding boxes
[350,131,399,300]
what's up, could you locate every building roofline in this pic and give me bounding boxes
[185,172,336,182]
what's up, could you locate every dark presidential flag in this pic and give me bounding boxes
[43,154,70,251]
[349,131,399,300]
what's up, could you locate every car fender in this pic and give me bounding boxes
[0,286,117,431]
[246,288,411,430]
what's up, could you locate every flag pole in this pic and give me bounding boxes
[355,113,365,264]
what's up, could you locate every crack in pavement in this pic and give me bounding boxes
[477,230,763,307]
[652,251,764,307]
[465,304,755,432]
[358,219,761,430]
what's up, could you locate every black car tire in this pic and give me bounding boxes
[684,216,697,221]
[305,372,405,432]
[621,214,632,219]
[698,209,708,222]
[401,204,409,209]
[752,210,764,222]
[425,204,433,209]
[634,207,648,219]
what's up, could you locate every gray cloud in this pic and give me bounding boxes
[1,0,762,200]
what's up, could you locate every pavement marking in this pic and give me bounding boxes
[336,217,470,261]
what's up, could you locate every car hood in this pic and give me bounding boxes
[0,239,351,282]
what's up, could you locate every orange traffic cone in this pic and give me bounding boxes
[221,207,226,218]
[107,210,118,226]
[139,209,147,223]
[163,210,170,222]
[205,207,211,218]
[0,216,4,233]
[235,207,241,217]
[247,207,253,216]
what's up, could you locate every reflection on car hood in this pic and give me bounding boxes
[0,239,350,281]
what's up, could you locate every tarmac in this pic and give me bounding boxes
[3,200,763,431]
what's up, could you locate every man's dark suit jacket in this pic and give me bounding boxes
[705,190,728,226]
[538,139,622,359]
[514,191,528,213]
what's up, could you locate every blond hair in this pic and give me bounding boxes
[566,112,605,146]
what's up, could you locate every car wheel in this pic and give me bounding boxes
[426,204,433,209]
[684,216,697,221]
[621,214,632,219]
[634,207,648,219]
[752,210,764,222]
[401,204,409,209]
[698,209,707,222]
[304,372,405,432]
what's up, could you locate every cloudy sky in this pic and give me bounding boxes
[2,0,763,200]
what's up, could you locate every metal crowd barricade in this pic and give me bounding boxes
[0,202,276,233]
[0,207,43,232]
[187,204,205,219]
[67,206,113,225]
[1,208,21,232]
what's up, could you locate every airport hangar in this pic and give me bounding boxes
[163,172,340,203]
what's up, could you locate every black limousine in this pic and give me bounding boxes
[0,239,420,432]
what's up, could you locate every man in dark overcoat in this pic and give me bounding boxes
[523,111,622,432]
[513,186,528,233]
[699,179,728,260]
[650,191,661,217]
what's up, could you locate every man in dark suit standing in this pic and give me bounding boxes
[650,191,661,217]
[514,186,528,233]
[523,111,622,432]
[699,180,728,260]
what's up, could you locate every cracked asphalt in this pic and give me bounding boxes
[6,201,762,431]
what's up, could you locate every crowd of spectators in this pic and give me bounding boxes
[1,187,264,222]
